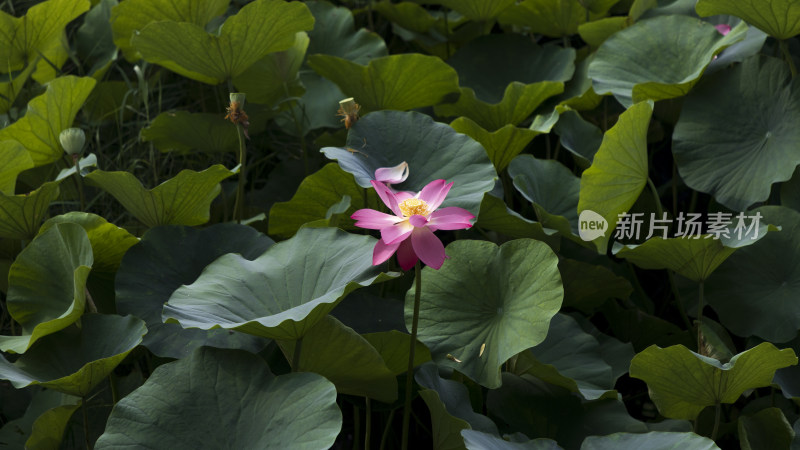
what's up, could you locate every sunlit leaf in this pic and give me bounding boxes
[696,0,800,40]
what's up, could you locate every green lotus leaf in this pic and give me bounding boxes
[509,155,581,240]
[278,315,397,402]
[0,76,96,167]
[76,0,118,77]
[462,430,562,450]
[613,217,771,282]
[164,227,399,341]
[588,15,746,106]
[673,56,800,211]
[0,387,75,448]
[115,224,271,359]
[372,1,439,34]
[497,0,604,37]
[0,181,60,241]
[516,313,634,400]
[131,0,314,84]
[308,53,460,111]
[0,223,92,354]
[450,118,538,172]
[580,432,719,450]
[0,314,146,396]
[629,342,797,420]
[553,109,603,166]
[738,407,795,450]
[418,388,471,450]
[232,31,308,107]
[704,206,800,342]
[26,402,81,449]
[577,101,653,254]
[0,0,89,72]
[475,194,560,246]
[0,140,33,195]
[446,34,575,104]
[110,0,227,61]
[141,111,240,154]
[305,0,387,64]
[696,0,800,40]
[321,110,497,217]
[578,16,629,47]
[85,165,235,228]
[55,154,97,182]
[408,239,563,388]
[601,300,694,352]
[559,259,632,312]
[95,347,341,449]
[434,0,515,21]
[362,330,432,376]
[0,61,35,114]
[268,163,380,238]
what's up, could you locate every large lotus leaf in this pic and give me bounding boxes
[704,206,800,342]
[361,330,432,375]
[516,313,634,400]
[372,1,439,34]
[164,227,399,341]
[580,432,719,450]
[321,110,496,216]
[141,111,240,154]
[497,0,603,37]
[407,239,563,388]
[446,34,575,104]
[75,0,118,78]
[305,0,387,64]
[308,53,460,111]
[95,347,341,449]
[696,0,800,40]
[26,402,81,449]
[40,213,138,275]
[553,109,603,166]
[601,301,694,352]
[559,259,632,312]
[577,101,653,254]
[0,181,60,241]
[0,76,96,167]
[462,430,562,450]
[110,0,227,61]
[588,16,746,106]
[232,31,308,107]
[0,60,35,114]
[115,224,271,359]
[475,194,560,247]
[277,315,397,402]
[0,0,89,72]
[509,155,581,239]
[738,407,795,450]
[0,223,92,354]
[0,141,33,195]
[131,0,315,84]
[629,342,797,420]
[0,314,146,396]
[85,165,235,228]
[435,81,567,132]
[268,163,380,238]
[673,56,800,211]
[434,0,515,21]
[0,385,75,448]
[450,119,538,172]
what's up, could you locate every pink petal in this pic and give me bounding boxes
[374,161,409,184]
[418,179,452,211]
[411,226,446,269]
[373,239,401,265]
[428,207,474,230]
[396,239,418,271]
[393,190,415,202]
[381,220,413,245]
[408,214,429,228]
[371,180,403,217]
[715,24,731,35]
[351,209,403,229]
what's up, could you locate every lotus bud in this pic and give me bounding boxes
[60,128,85,156]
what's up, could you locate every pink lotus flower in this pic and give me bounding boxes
[351,179,474,270]
[714,24,731,36]
[374,161,409,185]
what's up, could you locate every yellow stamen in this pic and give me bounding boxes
[399,198,430,217]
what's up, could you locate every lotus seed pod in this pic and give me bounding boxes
[229,92,246,107]
[59,128,85,156]
[338,97,358,115]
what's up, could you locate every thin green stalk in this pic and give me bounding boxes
[232,123,247,222]
[109,374,119,405]
[780,39,797,77]
[711,401,721,441]
[85,287,97,314]
[292,337,303,372]
[73,157,85,212]
[283,83,308,175]
[379,409,395,450]
[353,404,361,450]
[647,177,664,219]
[697,281,705,353]
[401,262,422,450]
[365,398,372,450]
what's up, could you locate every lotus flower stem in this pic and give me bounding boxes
[73,157,85,212]
[233,123,247,222]
[401,261,422,450]
[780,40,797,78]
[380,409,395,450]
[292,337,303,372]
[711,401,721,440]
[82,396,90,449]
[283,83,308,176]
[646,177,664,220]
[697,281,705,354]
